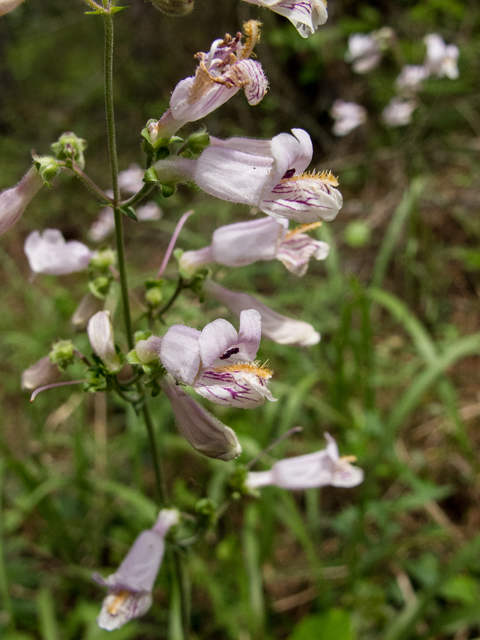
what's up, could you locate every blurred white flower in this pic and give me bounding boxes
[330,100,367,136]
[118,164,145,195]
[345,33,381,74]
[382,97,417,127]
[396,65,430,92]
[136,201,163,221]
[24,229,93,275]
[88,201,162,242]
[0,0,26,16]
[424,34,459,79]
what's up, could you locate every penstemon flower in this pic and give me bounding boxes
[330,100,367,137]
[203,280,320,347]
[87,311,122,373]
[382,97,417,127]
[155,129,343,223]
[246,433,364,490]
[93,509,180,631]
[148,21,268,140]
[0,168,43,237]
[160,375,242,460]
[160,309,276,408]
[24,229,93,275]
[424,34,459,80]
[0,0,26,16]
[395,65,430,92]
[345,33,382,74]
[179,217,329,277]
[21,356,61,391]
[241,0,327,38]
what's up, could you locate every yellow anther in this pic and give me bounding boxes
[285,221,322,239]
[106,590,131,616]
[214,361,273,379]
[241,20,262,59]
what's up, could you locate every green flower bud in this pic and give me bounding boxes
[89,248,116,272]
[32,155,61,187]
[149,0,194,17]
[88,276,111,300]
[51,132,87,170]
[49,339,75,370]
[187,129,210,155]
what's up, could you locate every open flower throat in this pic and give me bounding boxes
[213,361,273,379]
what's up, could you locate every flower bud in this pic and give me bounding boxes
[50,132,87,170]
[87,311,122,373]
[149,0,194,17]
[49,340,75,370]
[88,276,111,300]
[0,167,43,237]
[89,248,116,272]
[32,156,61,187]
[145,279,164,308]
[21,356,61,391]
[71,293,104,332]
[135,336,162,365]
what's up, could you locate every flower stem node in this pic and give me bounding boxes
[32,156,61,187]
[49,340,76,370]
[148,0,194,17]
[50,132,88,170]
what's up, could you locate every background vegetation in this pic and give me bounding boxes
[1,0,480,638]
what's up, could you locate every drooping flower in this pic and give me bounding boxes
[424,34,459,80]
[179,216,329,277]
[330,100,367,137]
[24,229,93,275]
[246,433,364,490]
[148,21,268,140]
[155,129,343,223]
[93,509,180,631]
[87,311,122,373]
[160,375,242,460]
[203,280,320,347]
[160,309,276,408]
[0,0,26,16]
[395,65,430,92]
[240,0,327,38]
[21,356,61,391]
[0,168,43,237]
[382,97,417,127]
[345,33,381,74]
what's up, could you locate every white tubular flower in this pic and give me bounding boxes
[87,311,122,373]
[204,280,320,347]
[149,21,268,140]
[345,33,381,74]
[424,34,459,80]
[246,433,364,490]
[137,202,163,221]
[24,229,93,275]
[21,356,61,391]
[382,97,417,127]
[179,217,329,277]
[71,293,105,332]
[330,100,367,137]
[0,168,43,237]
[161,375,242,460]
[160,310,276,409]
[395,65,430,92]
[240,0,327,38]
[0,0,26,16]
[93,509,180,631]
[155,129,342,224]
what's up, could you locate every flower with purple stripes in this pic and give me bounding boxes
[179,216,329,277]
[160,310,276,409]
[149,20,268,140]
[154,128,343,223]
[241,0,327,38]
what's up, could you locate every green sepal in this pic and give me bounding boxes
[144,167,160,184]
[51,132,87,170]
[135,329,152,342]
[120,206,138,221]
[195,498,218,528]
[155,147,170,161]
[89,248,116,272]
[228,465,257,498]
[32,155,61,187]
[160,183,176,198]
[126,350,142,365]
[88,276,111,300]
[49,339,75,370]
[144,378,161,397]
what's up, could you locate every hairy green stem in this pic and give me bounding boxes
[103,13,134,350]
[121,183,155,208]
[70,161,113,204]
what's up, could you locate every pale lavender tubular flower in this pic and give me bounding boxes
[180,217,329,277]
[161,375,242,460]
[382,97,417,127]
[0,0,26,16]
[240,0,327,38]
[71,293,104,332]
[204,280,320,347]
[246,433,364,490]
[424,34,459,80]
[21,356,61,391]
[345,33,382,74]
[330,100,367,137]
[0,168,43,237]
[93,509,180,631]
[155,129,342,223]
[395,65,430,92]
[87,311,122,373]
[24,229,93,275]
[149,21,268,140]
[160,309,276,408]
